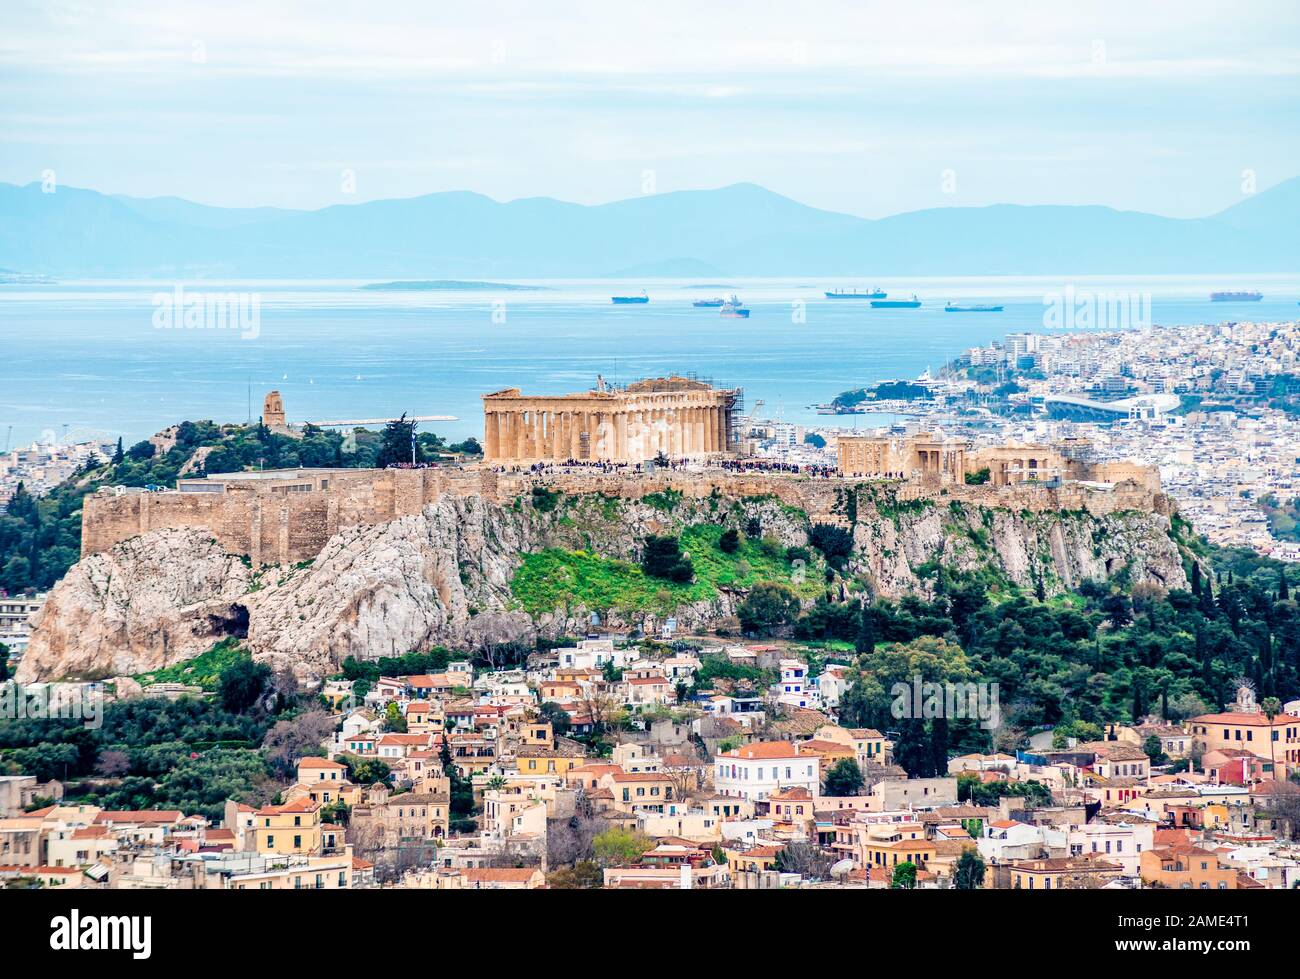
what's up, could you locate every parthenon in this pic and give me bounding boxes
[482,376,740,463]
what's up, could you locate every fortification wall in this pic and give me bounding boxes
[82,465,1169,566]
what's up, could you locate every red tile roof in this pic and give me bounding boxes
[720,741,800,760]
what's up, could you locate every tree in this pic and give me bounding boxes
[775,840,832,879]
[547,860,604,889]
[537,701,571,736]
[1142,734,1167,766]
[261,710,337,777]
[384,702,408,733]
[126,439,156,461]
[823,758,865,796]
[0,643,9,683]
[579,687,624,737]
[808,522,854,570]
[737,582,801,635]
[111,437,124,465]
[339,753,391,786]
[719,528,741,554]
[547,791,602,867]
[953,848,986,889]
[94,749,131,778]
[592,828,653,867]
[1101,589,1132,627]
[218,657,271,713]
[641,535,693,583]
[890,861,918,889]
[1263,696,1282,781]
[854,603,877,654]
[375,413,421,468]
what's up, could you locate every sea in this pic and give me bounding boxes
[2,274,1298,448]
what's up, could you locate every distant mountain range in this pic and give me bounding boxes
[2,178,1297,278]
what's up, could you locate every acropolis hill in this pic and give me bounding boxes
[18,380,1188,684]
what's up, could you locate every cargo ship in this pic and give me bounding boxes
[692,297,725,307]
[872,294,921,309]
[612,291,649,304]
[945,302,1003,313]
[825,287,886,299]
[719,295,750,319]
[1210,290,1262,302]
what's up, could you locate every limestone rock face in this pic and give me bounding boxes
[19,489,1190,684]
[244,494,541,682]
[15,529,252,682]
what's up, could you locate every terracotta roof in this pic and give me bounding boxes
[298,757,347,769]
[720,741,801,760]
[609,772,672,783]
[255,798,321,816]
[568,763,622,775]
[71,827,113,840]
[93,810,184,825]
[378,734,432,745]
[798,739,853,755]
[1192,712,1284,726]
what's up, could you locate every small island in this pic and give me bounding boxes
[831,380,934,411]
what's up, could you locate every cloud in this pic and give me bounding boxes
[3,0,1298,82]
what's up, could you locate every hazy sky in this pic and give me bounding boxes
[3,0,1298,216]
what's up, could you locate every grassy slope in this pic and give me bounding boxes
[510,523,824,616]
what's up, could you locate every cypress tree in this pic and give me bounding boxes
[854,604,876,655]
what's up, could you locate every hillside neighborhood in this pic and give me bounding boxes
[4,635,1300,891]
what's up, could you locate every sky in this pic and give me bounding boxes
[2,0,1298,218]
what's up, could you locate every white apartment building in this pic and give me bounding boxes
[1048,821,1154,876]
[714,742,819,802]
[0,593,45,657]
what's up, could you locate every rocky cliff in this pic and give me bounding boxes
[17,488,1189,684]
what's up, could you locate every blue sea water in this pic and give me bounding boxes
[1,275,1297,448]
